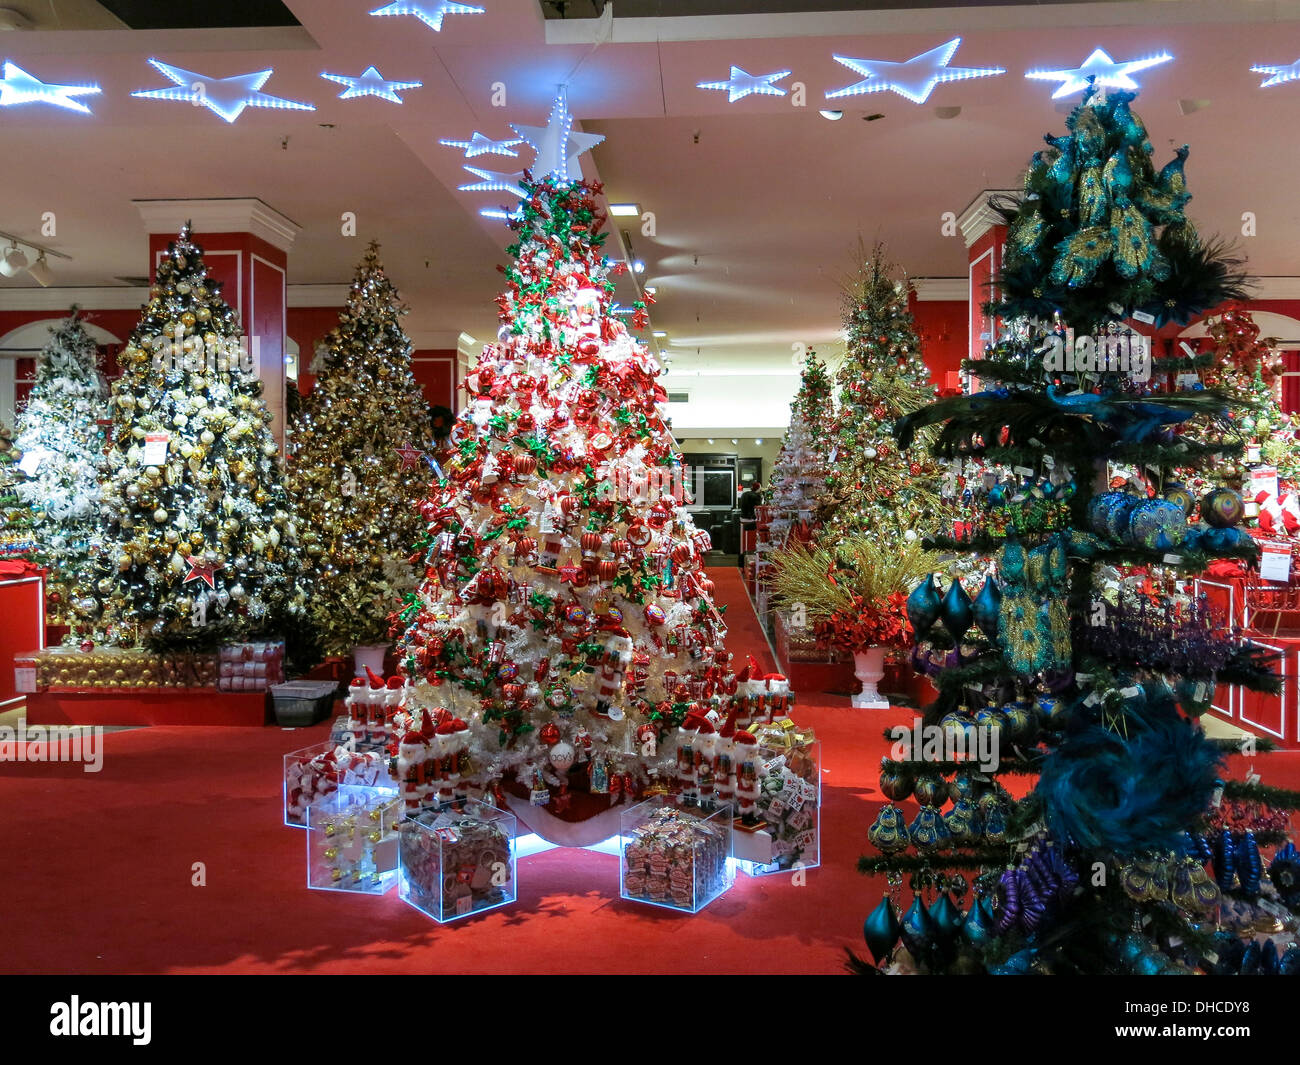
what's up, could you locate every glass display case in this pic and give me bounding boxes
[286,742,394,827]
[306,785,402,893]
[735,726,820,877]
[397,800,517,923]
[620,796,733,913]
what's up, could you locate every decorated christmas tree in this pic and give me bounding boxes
[392,101,787,834]
[1175,306,1300,538]
[12,310,107,622]
[767,349,833,549]
[0,420,33,560]
[287,242,432,656]
[855,85,1297,976]
[820,246,951,542]
[80,225,301,648]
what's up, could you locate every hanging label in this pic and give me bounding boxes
[1130,310,1156,325]
[1249,465,1279,502]
[13,666,36,693]
[1260,541,1292,583]
[1176,372,1200,390]
[143,432,170,465]
[1246,443,1261,464]
[17,449,47,476]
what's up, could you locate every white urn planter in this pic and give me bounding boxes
[852,645,891,709]
[353,643,388,677]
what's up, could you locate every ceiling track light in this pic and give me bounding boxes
[26,252,52,286]
[0,230,69,282]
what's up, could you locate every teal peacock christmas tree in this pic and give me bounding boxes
[855,84,1297,976]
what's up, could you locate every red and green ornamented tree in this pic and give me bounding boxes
[821,246,952,543]
[393,176,785,830]
[1174,306,1300,538]
[82,225,303,648]
[767,348,834,548]
[12,310,108,623]
[286,242,433,656]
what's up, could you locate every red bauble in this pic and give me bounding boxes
[597,559,619,582]
[516,412,535,432]
[671,543,692,564]
[514,454,537,477]
[581,531,603,554]
[909,463,923,476]
[611,538,630,557]
[538,722,561,746]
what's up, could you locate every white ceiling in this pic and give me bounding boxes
[0,0,1299,422]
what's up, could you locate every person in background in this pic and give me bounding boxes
[738,479,762,571]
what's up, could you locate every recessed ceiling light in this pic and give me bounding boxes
[632,259,645,273]
[730,438,739,445]
[653,331,667,337]
[609,203,640,216]
[934,105,961,119]
[1178,98,1211,115]
[819,109,843,120]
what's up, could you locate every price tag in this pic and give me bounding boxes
[1013,466,1034,477]
[14,666,36,693]
[1162,554,1184,565]
[1131,310,1156,325]
[1246,443,1261,464]
[17,448,46,476]
[1260,542,1292,583]
[1249,465,1278,502]
[456,893,474,916]
[142,432,170,465]
[1176,372,1200,390]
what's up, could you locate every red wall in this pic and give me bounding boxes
[910,295,968,393]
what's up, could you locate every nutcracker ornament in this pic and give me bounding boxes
[733,730,761,824]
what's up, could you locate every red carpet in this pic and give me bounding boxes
[2,566,1296,974]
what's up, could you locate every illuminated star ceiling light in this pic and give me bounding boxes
[369,1,484,31]
[321,66,422,103]
[0,60,100,113]
[826,38,1004,105]
[1252,57,1300,87]
[440,131,524,157]
[697,65,792,102]
[1025,48,1173,98]
[132,59,316,122]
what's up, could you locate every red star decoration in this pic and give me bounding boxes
[395,443,426,470]
[182,556,223,589]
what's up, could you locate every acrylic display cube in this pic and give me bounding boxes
[306,785,402,893]
[398,800,516,923]
[620,796,734,913]
[737,731,820,877]
[285,742,395,828]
